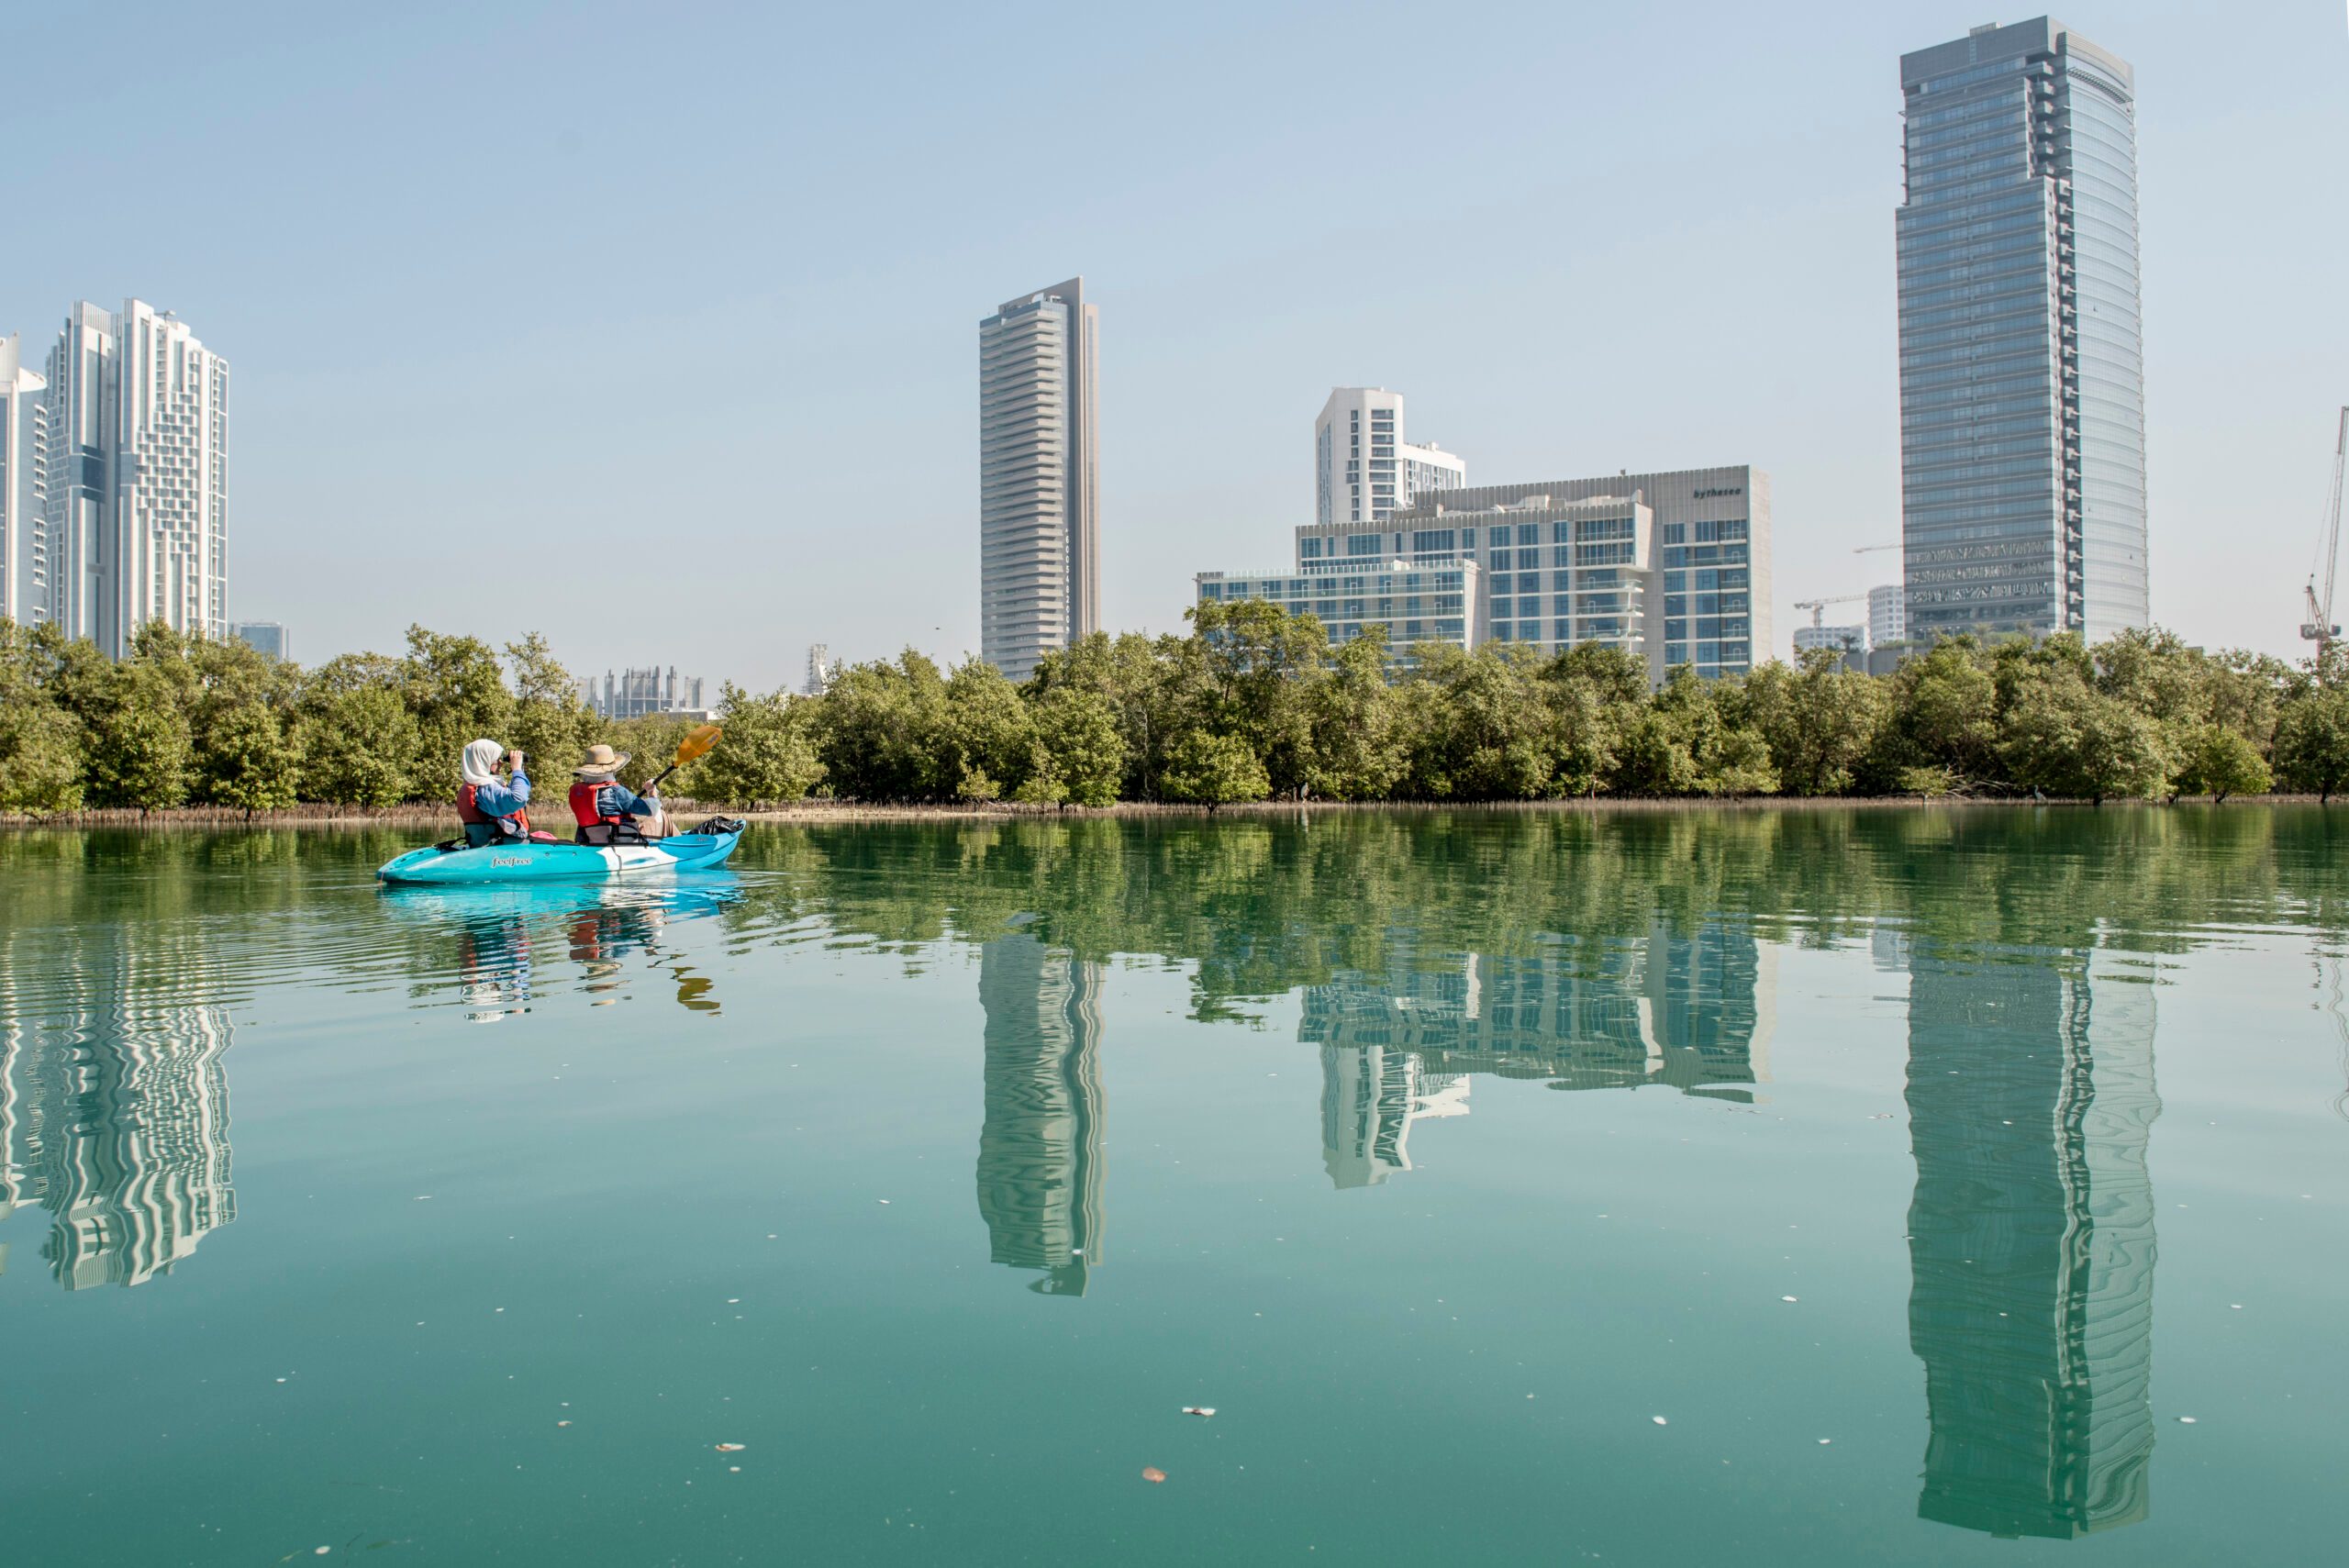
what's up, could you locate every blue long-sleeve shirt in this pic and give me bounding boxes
[473,769,531,818]
[579,779,656,818]
[463,768,532,846]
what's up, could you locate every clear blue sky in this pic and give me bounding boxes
[4,1,2343,688]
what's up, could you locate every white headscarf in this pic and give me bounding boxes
[461,739,505,788]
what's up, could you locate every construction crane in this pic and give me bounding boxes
[2302,406,2348,654]
[1794,593,1869,628]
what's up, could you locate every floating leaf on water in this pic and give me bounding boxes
[1181,1407,1216,1418]
[2177,1417,2199,1425]
[1652,1417,1668,1426]
[716,1442,747,1452]
[1141,1466,1167,1484]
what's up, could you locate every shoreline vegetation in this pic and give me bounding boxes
[6,603,2349,821]
[5,793,2343,831]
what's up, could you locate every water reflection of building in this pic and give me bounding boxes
[1906,948,2158,1539]
[1319,1046,1470,1188]
[975,934,1105,1296]
[0,1005,237,1289]
[1302,921,1775,1187]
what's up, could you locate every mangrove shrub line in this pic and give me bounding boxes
[5,600,2349,814]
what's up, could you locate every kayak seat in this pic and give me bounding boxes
[574,821,651,847]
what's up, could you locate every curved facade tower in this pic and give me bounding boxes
[1898,18,2147,643]
[978,278,1097,683]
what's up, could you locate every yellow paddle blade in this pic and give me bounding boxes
[674,723,723,766]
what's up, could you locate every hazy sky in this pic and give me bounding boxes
[4,1,2343,688]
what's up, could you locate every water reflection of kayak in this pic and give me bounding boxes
[379,873,743,1019]
[374,873,744,925]
[375,828,742,885]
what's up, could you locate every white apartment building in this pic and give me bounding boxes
[1314,388,1465,527]
[1868,583,1908,647]
[1289,465,1772,682]
[979,278,1099,683]
[1,335,48,627]
[40,301,229,655]
[1794,622,1866,656]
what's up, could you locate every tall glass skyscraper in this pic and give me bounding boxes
[1897,18,2146,643]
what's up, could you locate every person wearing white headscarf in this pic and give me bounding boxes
[456,738,533,847]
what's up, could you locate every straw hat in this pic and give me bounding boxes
[573,743,631,777]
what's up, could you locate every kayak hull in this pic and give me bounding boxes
[376,830,742,885]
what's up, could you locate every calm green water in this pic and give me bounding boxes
[2,809,2345,1565]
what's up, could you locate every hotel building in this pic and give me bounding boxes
[1285,465,1771,681]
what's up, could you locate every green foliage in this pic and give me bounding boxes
[1744,650,1889,796]
[1021,684,1125,807]
[2170,723,2272,803]
[1614,666,1777,797]
[2000,653,2170,804]
[297,661,422,806]
[85,662,194,810]
[0,699,85,812]
[0,607,2328,815]
[691,684,825,806]
[2275,686,2349,802]
[404,624,515,769]
[506,633,601,778]
[1399,642,1559,800]
[198,702,302,815]
[1158,729,1270,809]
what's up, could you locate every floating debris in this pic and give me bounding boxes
[876,1199,891,1206]
[557,1421,571,1428]
[1181,1407,1216,1418]
[2177,1417,2199,1425]
[1652,1417,1668,1426]
[716,1442,747,1452]
[1818,1439,1832,1445]
[1781,1296,1798,1303]
[1141,1467,1167,1484]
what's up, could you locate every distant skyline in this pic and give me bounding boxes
[2,2,2342,685]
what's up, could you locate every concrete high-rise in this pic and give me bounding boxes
[1897,19,2147,644]
[979,278,1098,683]
[1314,388,1466,527]
[1,335,48,627]
[40,301,231,655]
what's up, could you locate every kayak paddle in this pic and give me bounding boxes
[647,723,722,792]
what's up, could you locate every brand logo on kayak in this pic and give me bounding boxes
[491,856,531,867]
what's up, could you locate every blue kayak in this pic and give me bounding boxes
[376,828,743,885]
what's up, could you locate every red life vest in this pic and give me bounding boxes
[458,782,530,835]
[569,781,623,828]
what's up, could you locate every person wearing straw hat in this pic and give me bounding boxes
[566,743,664,844]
